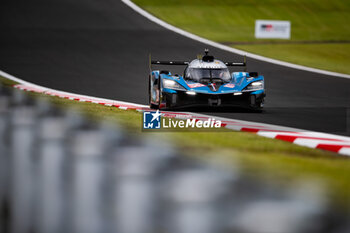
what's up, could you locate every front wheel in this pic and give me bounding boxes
[149,75,160,109]
[249,95,264,112]
[150,102,159,109]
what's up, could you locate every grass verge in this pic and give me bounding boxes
[235,43,350,74]
[132,0,350,74]
[1,75,349,208]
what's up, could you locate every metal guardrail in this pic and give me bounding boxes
[0,83,349,233]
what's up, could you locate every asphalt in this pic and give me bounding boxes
[0,0,349,134]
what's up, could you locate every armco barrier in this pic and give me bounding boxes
[0,83,349,233]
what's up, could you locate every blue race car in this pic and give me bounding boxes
[149,49,265,110]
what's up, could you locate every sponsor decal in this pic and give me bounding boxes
[143,110,222,130]
[187,83,205,88]
[261,24,288,33]
[194,64,222,69]
[261,24,273,31]
[255,20,291,39]
[224,84,235,88]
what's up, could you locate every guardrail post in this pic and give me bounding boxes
[110,143,174,233]
[161,168,230,233]
[35,114,68,233]
[229,181,327,233]
[9,105,37,233]
[0,96,9,197]
[69,126,108,233]
[0,93,10,233]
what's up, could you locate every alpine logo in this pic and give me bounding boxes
[208,83,217,91]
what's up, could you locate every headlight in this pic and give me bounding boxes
[244,81,264,91]
[162,79,186,91]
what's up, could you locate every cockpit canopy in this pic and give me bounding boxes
[185,58,232,84]
[185,68,231,83]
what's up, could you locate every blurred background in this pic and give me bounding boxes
[1,0,350,233]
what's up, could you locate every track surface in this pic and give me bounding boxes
[1,0,349,134]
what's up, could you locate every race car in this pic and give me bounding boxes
[149,49,265,110]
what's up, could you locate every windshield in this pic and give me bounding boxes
[185,68,231,82]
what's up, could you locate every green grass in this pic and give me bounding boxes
[1,75,350,208]
[132,0,350,74]
[170,132,350,207]
[236,43,350,74]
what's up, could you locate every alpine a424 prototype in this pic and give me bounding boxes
[149,49,265,110]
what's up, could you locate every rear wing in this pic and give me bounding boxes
[149,54,247,71]
[151,61,190,65]
[224,61,246,67]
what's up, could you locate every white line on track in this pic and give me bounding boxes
[121,0,350,79]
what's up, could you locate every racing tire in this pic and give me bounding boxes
[149,75,160,109]
[150,103,159,109]
[249,95,264,112]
